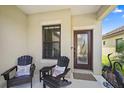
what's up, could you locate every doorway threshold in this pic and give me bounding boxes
[73,69,93,74]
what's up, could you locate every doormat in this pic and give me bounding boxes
[73,73,97,81]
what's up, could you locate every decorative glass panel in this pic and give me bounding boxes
[77,34,88,64]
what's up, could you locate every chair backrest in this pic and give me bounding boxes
[57,56,70,69]
[18,55,33,66]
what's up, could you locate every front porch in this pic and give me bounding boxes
[0,5,116,88]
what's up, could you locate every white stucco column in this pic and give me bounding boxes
[93,21,102,75]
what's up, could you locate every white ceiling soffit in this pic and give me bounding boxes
[17,5,102,15]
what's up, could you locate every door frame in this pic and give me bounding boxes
[73,29,93,70]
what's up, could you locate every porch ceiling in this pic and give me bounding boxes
[17,5,102,15]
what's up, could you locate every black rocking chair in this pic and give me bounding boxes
[40,56,71,88]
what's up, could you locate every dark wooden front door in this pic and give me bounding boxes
[74,30,93,70]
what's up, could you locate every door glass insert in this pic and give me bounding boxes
[77,34,88,64]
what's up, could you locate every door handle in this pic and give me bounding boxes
[74,48,76,53]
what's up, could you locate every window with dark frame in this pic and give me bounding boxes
[116,38,123,52]
[42,24,61,59]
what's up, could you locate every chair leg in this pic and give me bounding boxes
[7,81,9,88]
[43,81,46,88]
[31,79,32,88]
[40,71,41,82]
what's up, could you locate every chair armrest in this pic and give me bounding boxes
[30,64,36,77]
[56,68,70,79]
[40,65,56,73]
[1,66,17,80]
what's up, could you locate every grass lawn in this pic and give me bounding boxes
[102,55,109,66]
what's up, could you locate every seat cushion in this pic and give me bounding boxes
[52,65,65,77]
[16,64,31,77]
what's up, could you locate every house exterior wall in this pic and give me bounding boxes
[102,34,124,55]
[27,11,102,75]
[0,6,28,87]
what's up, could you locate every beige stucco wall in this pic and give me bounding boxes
[102,34,124,55]
[72,14,102,74]
[72,13,97,27]
[0,6,27,87]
